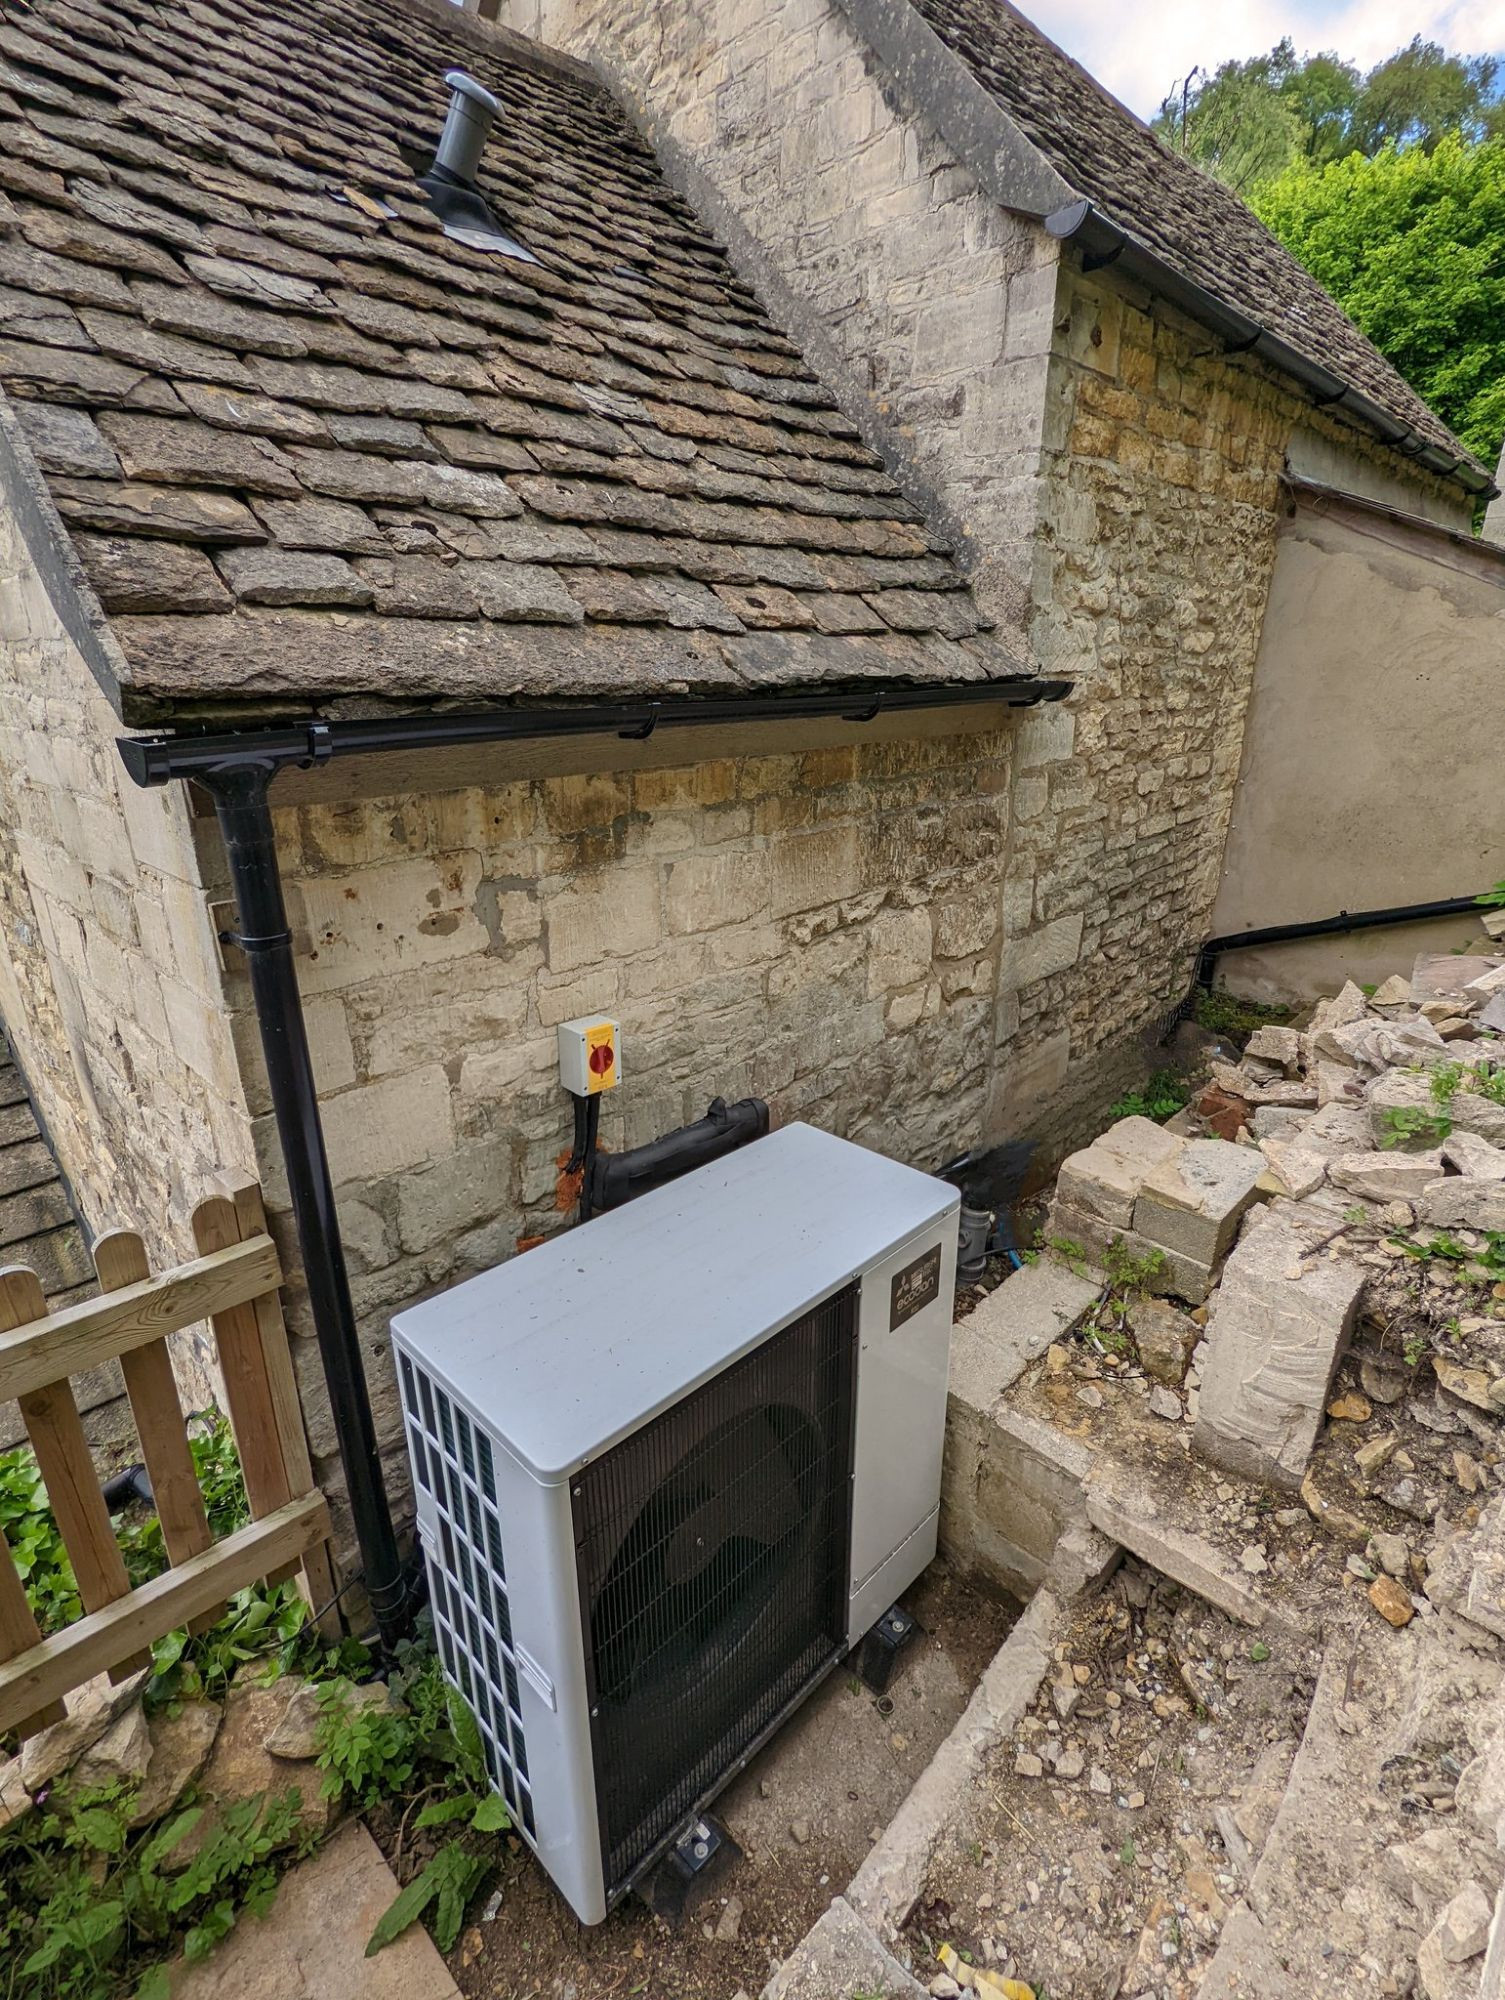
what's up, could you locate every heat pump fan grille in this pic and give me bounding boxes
[398,1352,536,1841]
[573,1283,858,1898]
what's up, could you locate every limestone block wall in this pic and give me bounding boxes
[251,725,1013,1551]
[503,0,1059,643]
[993,267,1471,1155]
[0,425,253,1408]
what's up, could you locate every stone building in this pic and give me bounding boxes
[0,0,1053,1566]
[498,0,1501,1125]
[0,0,1495,1570]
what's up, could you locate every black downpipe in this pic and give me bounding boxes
[1197,894,1491,989]
[199,759,406,1651]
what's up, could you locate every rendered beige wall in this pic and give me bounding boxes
[1210,493,1505,1007]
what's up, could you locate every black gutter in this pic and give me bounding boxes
[1197,894,1491,988]
[118,676,1069,1649]
[1045,201,1499,500]
[118,678,1071,788]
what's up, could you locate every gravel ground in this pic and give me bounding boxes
[902,1563,1318,2000]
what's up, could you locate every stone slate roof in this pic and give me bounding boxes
[0,0,1023,724]
[906,0,1482,476]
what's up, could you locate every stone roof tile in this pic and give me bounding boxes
[0,0,1028,719]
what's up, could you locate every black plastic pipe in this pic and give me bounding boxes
[197,759,406,1651]
[1197,894,1491,988]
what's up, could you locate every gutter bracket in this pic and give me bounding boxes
[619,703,660,741]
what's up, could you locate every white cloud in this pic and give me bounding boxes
[1024,0,1505,119]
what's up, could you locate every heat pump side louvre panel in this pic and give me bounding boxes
[571,1282,860,1902]
[395,1341,606,1921]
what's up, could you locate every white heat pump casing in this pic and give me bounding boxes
[391,1122,958,1925]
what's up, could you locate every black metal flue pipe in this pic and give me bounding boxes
[198,758,406,1651]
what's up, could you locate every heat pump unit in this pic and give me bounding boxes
[391,1122,958,1923]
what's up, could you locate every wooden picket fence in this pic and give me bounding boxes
[0,1181,336,1740]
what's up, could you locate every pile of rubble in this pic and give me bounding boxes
[1028,950,1505,1997]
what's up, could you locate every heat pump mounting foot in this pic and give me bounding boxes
[855,1602,916,1694]
[633,1813,740,1926]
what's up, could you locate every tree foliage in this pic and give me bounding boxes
[1252,136,1505,466]
[1155,36,1503,187]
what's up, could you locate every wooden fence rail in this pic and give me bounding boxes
[0,1182,336,1740]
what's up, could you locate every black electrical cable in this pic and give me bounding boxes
[578,1094,601,1223]
[566,1092,590,1175]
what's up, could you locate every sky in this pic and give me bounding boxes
[1022,0,1505,120]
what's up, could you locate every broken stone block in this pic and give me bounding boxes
[1054,1116,1183,1229]
[1128,1297,1200,1385]
[1211,1060,1316,1107]
[1193,1209,1366,1490]
[18,1669,149,1794]
[61,1701,151,1797]
[1258,1136,1327,1199]
[1441,1129,1505,1180]
[1416,1177,1505,1231]
[1329,1149,1446,1202]
[129,1701,221,1828]
[1251,1105,1310,1141]
[1366,1070,1448,1149]
[1133,1138,1266,1265]
[1431,1879,1492,1963]
[1244,1024,1304,1074]
[1046,1198,1216,1304]
[1368,974,1413,1013]
[1309,980,1370,1033]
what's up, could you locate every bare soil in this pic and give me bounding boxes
[421,1561,1016,2000]
[901,1563,1319,2000]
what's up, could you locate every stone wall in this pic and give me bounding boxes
[500,0,1473,1155]
[995,268,1475,1155]
[0,405,253,1407]
[254,723,1013,1553]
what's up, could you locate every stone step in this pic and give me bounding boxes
[948,1259,1103,1415]
[166,1821,460,2000]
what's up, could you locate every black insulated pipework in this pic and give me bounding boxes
[196,759,407,1651]
[587,1097,770,1215]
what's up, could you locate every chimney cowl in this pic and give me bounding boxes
[417,68,538,262]
[434,69,498,185]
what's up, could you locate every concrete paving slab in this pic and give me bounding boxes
[761,1896,927,2000]
[166,1821,461,2000]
